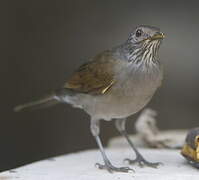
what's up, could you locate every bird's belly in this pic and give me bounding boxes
[76,81,159,121]
[94,91,154,120]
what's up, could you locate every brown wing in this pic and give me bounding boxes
[64,50,117,95]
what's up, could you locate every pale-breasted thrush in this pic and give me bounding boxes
[15,25,165,173]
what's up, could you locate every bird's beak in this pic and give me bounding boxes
[150,32,165,41]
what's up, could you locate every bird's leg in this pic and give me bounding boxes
[115,118,162,168]
[90,119,133,173]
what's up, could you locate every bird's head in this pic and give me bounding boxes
[128,25,164,44]
[126,25,164,63]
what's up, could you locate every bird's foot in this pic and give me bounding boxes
[95,161,134,173]
[124,155,162,168]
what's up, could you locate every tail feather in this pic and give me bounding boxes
[14,94,60,112]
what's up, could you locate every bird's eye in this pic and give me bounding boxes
[135,29,142,37]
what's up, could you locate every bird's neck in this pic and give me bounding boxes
[121,40,160,66]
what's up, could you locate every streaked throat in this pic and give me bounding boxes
[127,40,161,66]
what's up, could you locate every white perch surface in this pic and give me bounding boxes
[0,147,199,180]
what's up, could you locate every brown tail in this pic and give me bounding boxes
[14,94,60,112]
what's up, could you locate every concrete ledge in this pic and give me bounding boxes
[0,147,198,180]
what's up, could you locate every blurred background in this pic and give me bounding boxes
[2,0,199,172]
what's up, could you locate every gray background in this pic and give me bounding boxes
[2,0,199,171]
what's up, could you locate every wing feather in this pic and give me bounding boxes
[64,50,117,95]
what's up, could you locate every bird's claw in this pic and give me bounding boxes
[124,157,162,168]
[95,162,134,173]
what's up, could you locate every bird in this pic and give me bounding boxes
[14,25,165,173]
